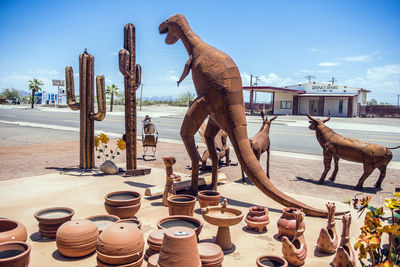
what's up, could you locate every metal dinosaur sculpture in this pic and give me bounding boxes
[307,112,399,190]
[159,14,346,217]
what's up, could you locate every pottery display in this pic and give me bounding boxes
[157,215,203,237]
[117,218,142,229]
[332,214,356,267]
[147,253,159,267]
[0,241,31,267]
[198,190,221,208]
[201,199,244,250]
[245,206,270,233]
[198,242,224,267]
[256,255,288,267]
[85,215,120,233]
[317,202,338,254]
[105,191,141,207]
[146,229,165,259]
[97,222,144,266]
[34,207,74,238]
[104,202,141,219]
[167,194,196,216]
[0,219,28,243]
[282,210,307,266]
[157,227,201,267]
[56,219,99,258]
[277,207,305,239]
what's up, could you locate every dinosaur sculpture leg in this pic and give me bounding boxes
[204,119,221,190]
[180,96,209,195]
[354,164,374,190]
[375,165,387,189]
[328,156,339,181]
[318,150,332,184]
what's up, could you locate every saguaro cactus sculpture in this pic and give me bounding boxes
[66,49,106,169]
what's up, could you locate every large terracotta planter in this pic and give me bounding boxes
[277,207,305,239]
[198,242,224,267]
[34,207,74,238]
[167,195,196,216]
[0,241,31,267]
[157,215,203,237]
[198,190,221,208]
[105,191,141,207]
[85,215,120,233]
[256,255,288,267]
[104,202,141,219]
[0,219,27,243]
[245,206,270,233]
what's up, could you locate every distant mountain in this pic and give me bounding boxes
[142,95,178,101]
[17,90,30,97]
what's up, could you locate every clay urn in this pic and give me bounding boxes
[34,207,74,238]
[85,214,120,233]
[97,222,144,266]
[56,219,99,258]
[0,219,27,243]
[256,255,288,267]
[282,210,307,266]
[157,215,203,238]
[277,207,305,239]
[147,253,159,267]
[198,190,221,208]
[245,206,270,233]
[167,194,196,216]
[157,227,201,267]
[198,242,224,267]
[0,241,31,267]
[146,229,166,259]
[104,191,141,219]
[117,218,142,229]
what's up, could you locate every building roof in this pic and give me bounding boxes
[243,86,305,94]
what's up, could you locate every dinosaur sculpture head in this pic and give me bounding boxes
[260,111,277,130]
[307,111,331,130]
[159,14,188,45]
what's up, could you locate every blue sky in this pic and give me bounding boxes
[0,0,399,103]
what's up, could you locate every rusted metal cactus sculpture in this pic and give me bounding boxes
[66,49,106,169]
[307,112,399,190]
[158,14,346,217]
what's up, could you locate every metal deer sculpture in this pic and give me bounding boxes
[159,14,347,217]
[66,49,106,169]
[308,112,399,190]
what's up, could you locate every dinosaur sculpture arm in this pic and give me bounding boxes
[177,55,192,87]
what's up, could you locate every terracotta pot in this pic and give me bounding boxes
[57,239,98,258]
[249,206,268,217]
[256,255,288,267]
[97,251,144,267]
[157,215,203,237]
[198,242,224,267]
[105,191,141,207]
[157,227,201,267]
[277,207,305,239]
[0,241,31,267]
[0,219,28,243]
[34,207,74,238]
[85,215,120,233]
[167,195,196,216]
[198,191,221,208]
[147,229,166,253]
[104,202,141,219]
[147,253,159,267]
[117,218,142,229]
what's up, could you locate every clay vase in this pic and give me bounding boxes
[157,215,203,238]
[256,255,288,267]
[282,210,307,266]
[157,227,201,267]
[198,190,221,208]
[117,218,142,229]
[332,214,356,267]
[0,219,28,243]
[245,206,270,233]
[198,242,224,267]
[277,207,305,239]
[0,241,31,267]
[85,215,120,233]
[167,195,196,216]
[317,202,338,254]
[97,222,144,266]
[34,207,74,238]
[56,219,99,258]
[146,229,165,259]
[104,191,141,219]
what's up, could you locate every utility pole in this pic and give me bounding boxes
[254,76,259,103]
[397,94,399,107]
[305,75,315,83]
[139,84,143,111]
[250,74,253,86]
[329,77,337,85]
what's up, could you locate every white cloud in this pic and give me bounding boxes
[164,75,179,81]
[299,69,331,74]
[338,51,380,63]
[241,72,292,87]
[29,69,58,75]
[311,47,318,52]
[318,62,340,67]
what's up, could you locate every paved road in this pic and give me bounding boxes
[1,108,399,161]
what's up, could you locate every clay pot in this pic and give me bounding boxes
[117,218,142,229]
[97,251,144,267]
[0,241,31,267]
[245,206,270,233]
[97,222,144,265]
[34,207,74,238]
[157,227,201,267]
[56,219,99,258]
[105,191,141,207]
[198,191,221,208]
[104,202,141,219]
[277,207,305,239]
[256,255,288,267]
[147,253,159,267]
[146,229,165,258]
[198,242,224,267]
[85,215,120,233]
[167,195,196,216]
[0,219,27,243]
[157,215,203,237]
[249,206,268,217]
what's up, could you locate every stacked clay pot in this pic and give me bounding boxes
[105,191,141,219]
[0,219,27,243]
[245,206,270,233]
[157,215,203,238]
[117,218,142,229]
[256,255,288,267]
[146,229,165,259]
[197,242,224,267]
[197,190,221,208]
[277,207,305,239]
[85,214,120,234]
[34,207,74,238]
[56,219,99,257]
[0,241,31,267]
[167,195,196,216]
[97,222,144,267]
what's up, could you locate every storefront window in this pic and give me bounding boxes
[280,101,292,109]
[339,100,343,113]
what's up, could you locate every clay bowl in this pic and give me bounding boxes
[104,202,141,219]
[157,215,203,237]
[0,219,27,243]
[0,241,31,267]
[34,207,74,225]
[201,205,243,228]
[86,215,120,233]
[97,250,145,267]
[198,190,221,208]
[117,218,142,229]
[256,255,288,267]
[198,242,224,267]
[167,195,196,216]
[105,191,141,207]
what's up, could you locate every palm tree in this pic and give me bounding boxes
[106,84,119,112]
[28,78,44,108]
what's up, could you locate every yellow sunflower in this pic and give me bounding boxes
[117,138,126,150]
[99,133,109,144]
[94,136,100,147]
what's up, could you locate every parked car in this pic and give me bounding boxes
[5,98,20,104]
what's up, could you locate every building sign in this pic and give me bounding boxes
[312,85,338,90]
[52,80,65,86]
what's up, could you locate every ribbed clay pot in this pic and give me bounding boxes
[245,206,270,233]
[256,255,288,267]
[85,215,120,233]
[104,202,141,219]
[198,190,221,208]
[105,191,141,207]
[167,195,196,216]
[0,241,31,267]
[198,242,224,267]
[146,229,165,259]
[34,207,74,238]
[157,227,201,267]
[157,215,203,237]
[117,218,142,229]
[277,207,305,239]
[0,219,27,243]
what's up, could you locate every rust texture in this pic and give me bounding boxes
[66,49,106,169]
[159,14,341,217]
[307,112,398,190]
[162,156,181,207]
[119,23,142,172]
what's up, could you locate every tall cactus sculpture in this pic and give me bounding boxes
[66,49,106,169]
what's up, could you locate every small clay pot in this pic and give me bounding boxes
[117,218,142,229]
[167,195,196,216]
[198,191,221,208]
[104,202,141,219]
[256,255,288,267]
[0,241,31,267]
[277,207,305,239]
[157,215,203,237]
[97,251,145,267]
[0,219,28,243]
[105,191,141,207]
[85,215,120,233]
[34,207,74,238]
[146,229,165,258]
[198,242,224,267]
[147,253,159,267]
[249,206,268,217]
